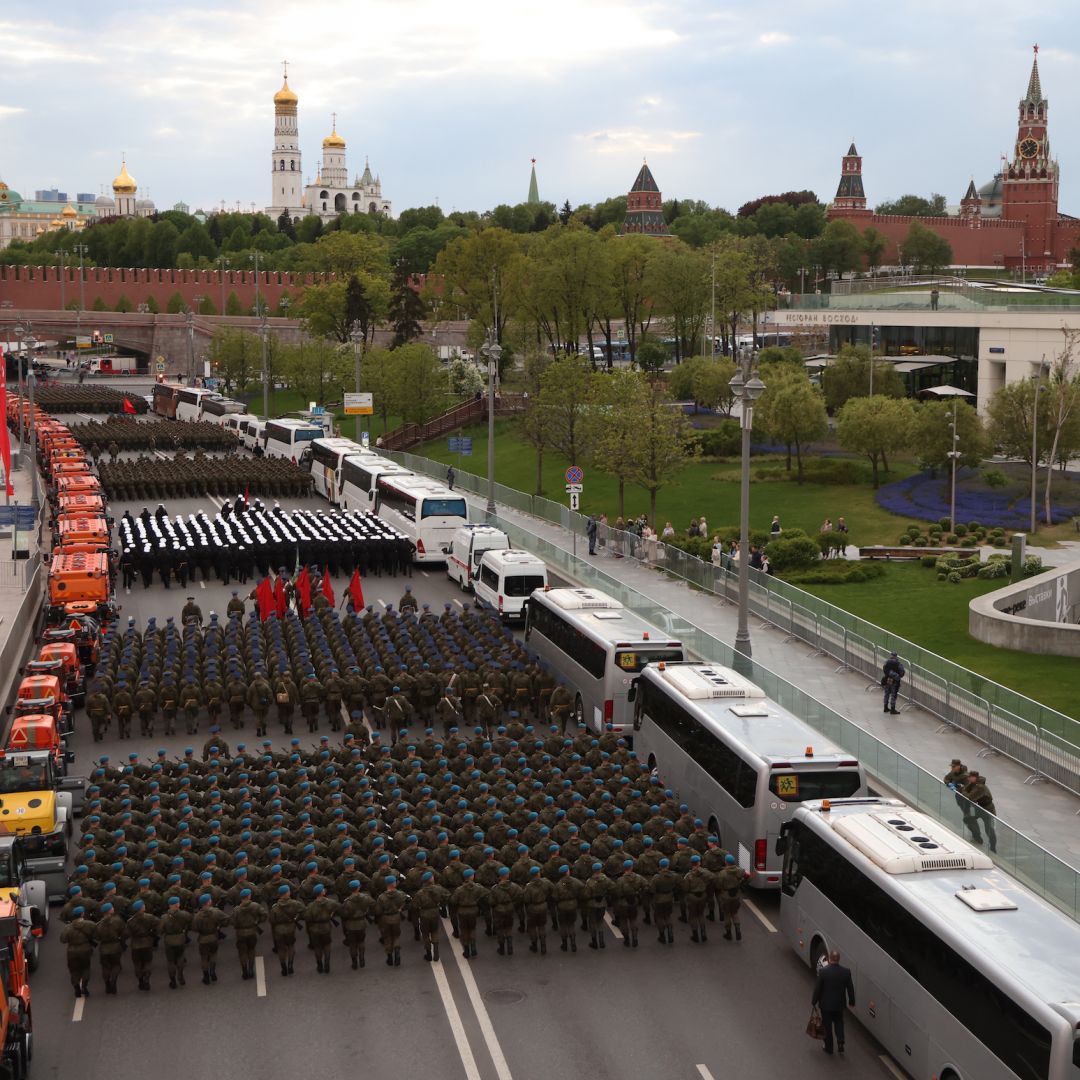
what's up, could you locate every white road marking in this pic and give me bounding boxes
[378,598,387,608]
[199,580,206,590]
[603,913,623,940]
[421,570,430,578]
[430,954,483,1080]
[255,955,266,997]
[696,1067,716,1080]
[453,599,465,610]
[442,917,514,1080]
[878,1056,906,1079]
[72,997,85,1022]
[742,899,777,934]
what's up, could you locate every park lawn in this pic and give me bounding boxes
[801,562,1080,720]
[414,419,927,545]
[240,387,407,435]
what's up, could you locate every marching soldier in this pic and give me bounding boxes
[553,864,585,953]
[159,896,194,989]
[612,859,646,948]
[93,901,128,994]
[231,888,267,981]
[451,867,487,960]
[126,898,161,991]
[584,862,612,950]
[268,884,305,977]
[522,866,554,956]
[303,883,339,974]
[373,875,408,967]
[549,681,574,734]
[488,866,521,957]
[340,879,375,970]
[683,855,713,943]
[62,908,96,996]
[716,854,749,941]
[413,870,449,963]
[191,893,230,984]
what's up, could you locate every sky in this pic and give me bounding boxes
[2,1,1080,217]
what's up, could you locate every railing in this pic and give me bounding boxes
[450,498,1080,922]
[387,450,1080,800]
[379,394,528,452]
[0,553,39,590]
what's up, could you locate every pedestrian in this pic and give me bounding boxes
[232,889,267,980]
[930,288,940,311]
[812,949,855,1055]
[374,874,408,967]
[770,515,782,536]
[61,907,96,998]
[661,521,675,539]
[710,535,724,568]
[962,770,998,852]
[126,898,161,991]
[586,514,598,556]
[716,854,748,941]
[881,652,905,715]
[835,517,848,533]
[820,518,832,533]
[760,554,772,576]
[446,465,455,490]
[687,518,699,538]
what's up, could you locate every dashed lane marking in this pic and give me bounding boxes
[696,1067,716,1080]
[454,599,465,610]
[72,997,85,1023]
[430,955,482,1080]
[603,913,623,941]
[199,580,206,590]
[442,917,513,1080]
[255,955,266,997]
[743,899,777,934]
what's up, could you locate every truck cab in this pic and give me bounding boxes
[29,642,84,706]
[13,674,71,737]
[0,899,33,1079]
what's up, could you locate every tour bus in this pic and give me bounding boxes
[632,661,865,887]
[307,437,367,503]
[151,382,180,419]
[473,549,547,622]
[338,455,411,511]
[174,387,216,423]
[524,587,684,735]
[199,396,246,424]
[373,474,467,563]
[264,418,323,462]
[777,797,1080,1080]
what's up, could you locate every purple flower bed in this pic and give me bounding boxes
[876,467,1080,528]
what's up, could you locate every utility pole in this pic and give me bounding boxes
[73,243,88,337]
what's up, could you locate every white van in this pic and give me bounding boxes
[474,549,548,622]
[446,524,510,591]
[242,419,266,452]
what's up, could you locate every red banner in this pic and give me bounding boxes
[321,567,335,607]
[273,576,287,619]
[348,568,364,612]
[255,577,275,621]
[295,567,311,617]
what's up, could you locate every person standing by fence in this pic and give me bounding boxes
[881,652,904,715]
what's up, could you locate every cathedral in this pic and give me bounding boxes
[826,48,1077,273]
[266,69,391,224]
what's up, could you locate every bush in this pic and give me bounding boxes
[968,521,982,532]
[991,535,1007,547]
[898,534,912,546]
[946,534,958,544]
[938,517,951,530]
[764,534,821,572]
[915,535,929,545]
[696,423,742,458]
[920,555,937,567]
[977,560,1009,580]
[929,524,942,536]
[906,525,921,539]
[948,571,962,584]
[937,572,947,581]
[784,562,886,585]
[817,531,851,558]
[663,534,713,560]
[1023,555,1044,577]
[974,528,987,540]
[954,524,968,537]
[991,527,1005,538]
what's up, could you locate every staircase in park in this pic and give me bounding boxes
[378,393,527,452]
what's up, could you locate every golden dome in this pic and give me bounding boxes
[61,202,78,218]
[112,159,137,195]
[50,218,63,228]
[322,126,345,149]
[274,78,298,107]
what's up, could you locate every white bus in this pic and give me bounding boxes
[778,797,1080,1080]
[632,661,864,887]
[307,437,367,504]
[373,474,467,563]
[264,419,323,461]
[175,387,216,423]
[338,455,412,511]
[524,587,684,735]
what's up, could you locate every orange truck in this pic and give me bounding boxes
[57,493,105,519]
[53,474,101,501]
[27,641,84,705]
[0,896,35,1071]
[41,614,101,676]
[46,551,111,621]
[55,515,109,553]
[12,674,72,738]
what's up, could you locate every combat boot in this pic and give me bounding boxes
[351,952,359,970]
[178,968,185,986]
[81,979,90,996]
[700,928,707,943]
[630,929,639,948]
[539,936,547,955]
[316,957,324,973]
[666,926,674,945]
[570,934,577,953]
[358,951,364,968]
[431,943,438,962]
[506,938,513,956]
[386,951,394,967]
[470,942,477,958]
[560,936,568,952]
[723,929,732,941]
[210,963,218,982]
[691,931,700,943]
[734,925,742,941]
[393,947,401,967]
[287,959,294,974]
[169,974,178,989]
[202,970,211,985]
[424,949,432,962]
[280,960,288,977]
[74,984,81,999]
[497,941,505,956]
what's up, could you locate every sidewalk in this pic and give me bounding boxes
[466,492,1080,873]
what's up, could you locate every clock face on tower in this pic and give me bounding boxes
[1019,137,1040,159]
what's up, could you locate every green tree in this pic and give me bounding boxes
[585,369,646,519]
[165,291,187,314]
[518,352,552,495]
[295,231,391,278]
[1039,330,1080,525]
[388,259,426,347]
[91,296,110,312]
[199,296,218,316]
[909,399,988,471]
[535,353,595,466]
[429,227,521,342]
[607,233,655,362]
[668,355,736,414]
[143,295,160,314]
[114,294,134,313]
[822,344,905,412]
[756,369,829,481]
[813,220,865,279]
[147,220,180,268]
[874,193,948,217]
[176,221,216,262]
[208,328,256,393]
[836,395,915,487]
[298,277,387,344]
[225,291,245,316]
[386,343,446,426]
[279,337,351,403]
[645,242,709,362]
[360,346,396,433]
[635,337,670,375]
[862,227,887,271]
[986,378,1052,467]
[901,221,952,275]
[625,379,695,523]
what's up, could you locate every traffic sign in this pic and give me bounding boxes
[155,358,166,373]
[565,483,582,493]
[103,333,114,344]
[565,466,583,484]
[361,431,370,449]
[344,392,373,416]
[448,437,473,455]
[570,492,580,511]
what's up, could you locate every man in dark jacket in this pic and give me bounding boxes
[881,652,905,714]
[812,950,855,1055]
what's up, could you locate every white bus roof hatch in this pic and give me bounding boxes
[831,809,993,875]
[659,664,766,700]
[546,589,623,612]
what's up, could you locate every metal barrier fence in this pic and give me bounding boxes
[455,498,1080,922]
[390,450,1080,799]
[0,553,38,590]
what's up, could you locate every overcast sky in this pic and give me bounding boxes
[2,1,1079,216]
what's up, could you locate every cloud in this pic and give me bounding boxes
[580,127,703,155]
[0,105,25,116]
[758,31,793,46]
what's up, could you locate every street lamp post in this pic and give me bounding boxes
[218,256,230,314]
[1031,366,1044,535]
[13,322,25,453]
[260,315,270,421]
[480,331,502,516]
[729,347,765,662]
[250,252,263,319]
[947,396,962,533]
[73,243,88,335]
[186,311,196,383]
[25,332,39,524]
[350,326,364,442]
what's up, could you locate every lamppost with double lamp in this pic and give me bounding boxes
[260,314,270,421]
[729,347,765,661]
[73,243,88,334]
[350,326,364,441]
[1030,360,1046,535]
[480,330,502,516]
[947,397,962,533]
[218,255,230,314]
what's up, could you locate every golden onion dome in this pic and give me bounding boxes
[274,78,298,107]
[61,202,78,218]
[322,126,345,149]
[50,217,63,228]
[112,159,137,195]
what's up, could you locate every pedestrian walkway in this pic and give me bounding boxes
[459,490,1080,874]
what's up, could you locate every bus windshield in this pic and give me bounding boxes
[0,757,52,794]
[294,429,320,443]
[421,497,466,519]
[615,648,683,673]
[768,771,862,802]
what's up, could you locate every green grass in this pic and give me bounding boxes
[801,563,1080,721]
[415,419,923,545]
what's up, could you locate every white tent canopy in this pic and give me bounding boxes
[919,385,975,398]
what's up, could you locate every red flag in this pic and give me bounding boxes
[273,576,287,619]
[122,397,137,415]
[348,568,364,612]
[255,577,275,621]
[295,567,312,617]
[0,382,13,497]
[321,567,335,607]
[243,485,249,508]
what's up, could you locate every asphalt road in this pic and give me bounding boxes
[24,422,903,1080]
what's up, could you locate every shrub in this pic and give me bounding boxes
[784,562,886,585]
[945,534,958,544]
[906,525,921,539]
[91,296,109,311]
[977,560,1009,580]
[954,523,968,537]
[991,536,1007,547]
[974,528,987,540]
[920,555,937,567]
[938,517,951,530]
[968,521,982,532]
[929,524,942,536]
[817,531,851,559]
[915,535,929,545]
[114,294,134,313]
[764,534,821,572]
[948,571,962,584]
[937,573,947,581]
[1023,555,1044,577]
[991,527,1005,538]
[696,423,742,458]
[898,534,912,546]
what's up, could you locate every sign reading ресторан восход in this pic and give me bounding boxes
[769,311,867,325]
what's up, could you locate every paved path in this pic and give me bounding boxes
[465,493,1080,873]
